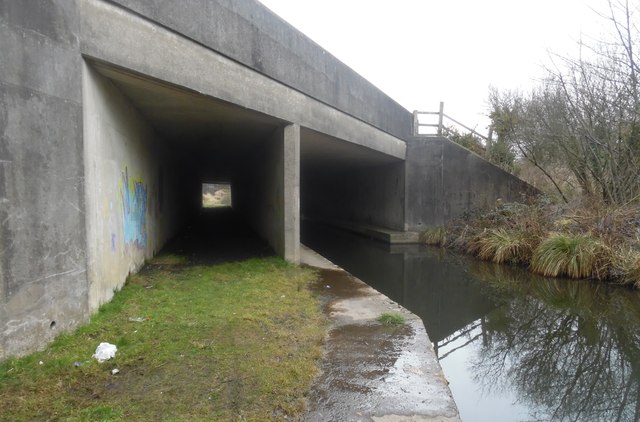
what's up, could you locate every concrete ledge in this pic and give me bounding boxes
[311,220,421,244]
[300,246,460,421]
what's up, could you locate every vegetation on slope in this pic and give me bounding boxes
[434,2,640,287]
[421,198,640,287]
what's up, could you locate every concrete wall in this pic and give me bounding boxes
[405,137,538,229]
[0,0,88,359]
[82,63,183,310]
[303,161,405,231]
[234,125,300,262]
[106,0,413,141]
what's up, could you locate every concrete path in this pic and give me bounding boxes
[300,245,460,422]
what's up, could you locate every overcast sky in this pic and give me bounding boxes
[257,0,609,134]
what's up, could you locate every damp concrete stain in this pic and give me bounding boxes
[302,255,460,422]
[309,269,372,312]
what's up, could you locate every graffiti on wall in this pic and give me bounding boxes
[120,167,148,249]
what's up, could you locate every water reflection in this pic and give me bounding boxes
[470,267,640,422]
[303,222,640,422]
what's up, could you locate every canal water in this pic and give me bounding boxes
[303,222,640,422]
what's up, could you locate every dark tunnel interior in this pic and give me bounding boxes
[87,61,406,263]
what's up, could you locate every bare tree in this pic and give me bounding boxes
[489,0,640,205]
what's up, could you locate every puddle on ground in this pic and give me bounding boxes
[308,268,372,312]
[321,323,414,383]
[306,268,417,420]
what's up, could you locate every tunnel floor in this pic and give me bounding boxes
[159,208,275,264]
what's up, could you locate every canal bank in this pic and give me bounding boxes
[303,221,640,421]
[300,246,460,421]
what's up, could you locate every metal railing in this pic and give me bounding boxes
[413,102,491,141]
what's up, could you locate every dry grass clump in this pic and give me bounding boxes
[612,248,640,288]
[467,229,535,264]
[530,233,612,279]
[420,226,447,246]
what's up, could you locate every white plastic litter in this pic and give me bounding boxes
[93,342,117,362]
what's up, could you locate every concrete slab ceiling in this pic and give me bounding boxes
[90,61,403,174]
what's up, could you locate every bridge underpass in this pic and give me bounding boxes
[1,0,533,360]
[83,61,406,311]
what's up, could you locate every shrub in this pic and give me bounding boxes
[531,233,611,279]
[467,229,534,264]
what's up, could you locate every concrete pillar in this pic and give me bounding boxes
[233,123,300,263]
[283,124,300,263]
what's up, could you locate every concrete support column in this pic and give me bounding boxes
[233,123,300,263]
[282,124,300,263]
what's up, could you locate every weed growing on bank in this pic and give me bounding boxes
[0,256,327,421]
[421,198,640,286]
[377,313,406,326]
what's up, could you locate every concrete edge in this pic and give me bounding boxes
[300,245,460,421]
[308,219,421,244]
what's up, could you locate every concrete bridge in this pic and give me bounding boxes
[0,0,532,358]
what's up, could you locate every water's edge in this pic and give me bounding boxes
[300,245,460,421]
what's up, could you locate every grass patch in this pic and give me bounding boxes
[531,233,611,279]
[377,313,406,326]
[0,257,327,421]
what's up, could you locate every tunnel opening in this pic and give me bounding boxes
[299,127,407,234]
[202,182,233,209]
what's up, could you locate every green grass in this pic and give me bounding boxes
[531,233,610,279]
[377,313,406,326]
[0,257,327,421]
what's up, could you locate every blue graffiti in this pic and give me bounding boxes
[120,168,148,249]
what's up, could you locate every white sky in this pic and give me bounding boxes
[258,0,610,134]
